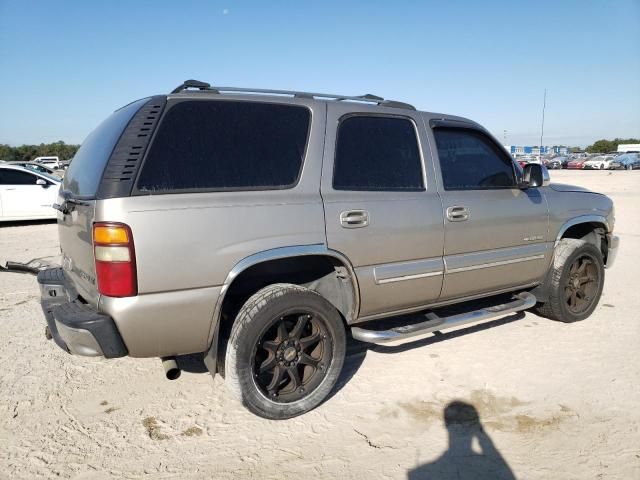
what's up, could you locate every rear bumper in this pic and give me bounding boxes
[606,234,619,269]
[38,267,127,358]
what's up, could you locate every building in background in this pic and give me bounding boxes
[503,145,569,157]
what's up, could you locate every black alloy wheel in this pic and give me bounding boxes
[564,254,600,315]
[252,311,332,403]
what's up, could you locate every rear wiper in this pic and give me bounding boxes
[52,197,91,214]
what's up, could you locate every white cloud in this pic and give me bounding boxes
[222,8,229,15]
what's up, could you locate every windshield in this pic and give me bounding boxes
[62,97,150,198]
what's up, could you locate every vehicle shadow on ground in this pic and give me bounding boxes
[175,311,525,403]
[407,401,515,480]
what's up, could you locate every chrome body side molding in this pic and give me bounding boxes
[443,243,549,274]
[373,258,444,285]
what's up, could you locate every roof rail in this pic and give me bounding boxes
[169,80,415,110]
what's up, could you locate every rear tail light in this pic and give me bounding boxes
[93,222,137,297]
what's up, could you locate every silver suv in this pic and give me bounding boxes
[38,80,619,419]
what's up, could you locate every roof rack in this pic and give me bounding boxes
[170,79,415,110]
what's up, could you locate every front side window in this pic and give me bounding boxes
[136,101,310,192]
[333,116,423,191]
[433,128,516,190]
[0,169,38,185]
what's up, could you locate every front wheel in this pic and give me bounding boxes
[533,239,604,322]
[225,283,346,419]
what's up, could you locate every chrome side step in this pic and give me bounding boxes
[350,292,536,344]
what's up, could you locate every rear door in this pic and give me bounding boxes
[428,122,551,300]
[321,103,445,320]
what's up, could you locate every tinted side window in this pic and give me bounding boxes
[433,128,516,190]
[63,97,149,198]
[333,116,423,191]
[0,169,38,185]
[137,101,310,192]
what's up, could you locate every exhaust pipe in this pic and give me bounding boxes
[161,357,181,380]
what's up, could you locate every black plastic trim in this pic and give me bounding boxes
[97,95,167,199]
[51,302,128,358]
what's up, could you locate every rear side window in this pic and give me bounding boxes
[136,101,310,192]
[433,128,516,190]
[333,116,423,191]
[63,97,150,198]
[0,169,39,185]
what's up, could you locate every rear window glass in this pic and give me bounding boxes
[333,116,423,191]
[63,98,149,198]
[136,101,311,192]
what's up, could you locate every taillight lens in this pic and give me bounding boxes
[93,222,137,297]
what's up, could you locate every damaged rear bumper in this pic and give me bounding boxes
[38,267,127,358]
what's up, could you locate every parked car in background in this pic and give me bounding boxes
[7,161,64,178]
[609,153,640,170]
[33,156,61,169]
[0,165,61,221]
[566,158,588,169]
[583,156,615,170]
[544,158,562,169]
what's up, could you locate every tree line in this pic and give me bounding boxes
[585,138,640,154]
[0,141,80,163]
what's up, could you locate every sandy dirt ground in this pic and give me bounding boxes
[1,170,639,479]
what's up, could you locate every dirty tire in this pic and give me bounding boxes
[533,238,604,322]
[225,283,346,420]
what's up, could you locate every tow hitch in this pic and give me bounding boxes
[0,259,51,275]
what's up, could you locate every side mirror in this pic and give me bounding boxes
[521,163,549,188]
[36,178,49,188]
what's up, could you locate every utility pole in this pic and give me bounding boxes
[539,88,547,160]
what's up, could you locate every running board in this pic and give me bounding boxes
[350,292,536,344]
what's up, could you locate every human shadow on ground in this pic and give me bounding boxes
[408,401,516,480]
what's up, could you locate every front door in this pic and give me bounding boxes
[429,124,551,300]
[321,103,445,320]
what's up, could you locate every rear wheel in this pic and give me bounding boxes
[533,239,604,322]
[225,283,346,419]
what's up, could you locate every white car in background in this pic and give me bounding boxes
[33,156,61,169]
[0,165,61,221]
[583,155,615,170]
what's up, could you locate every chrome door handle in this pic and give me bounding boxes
[446,206,470,222]
[340,210,370,228]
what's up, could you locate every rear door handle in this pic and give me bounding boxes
[340,210,370,228]
[446,206,470,222]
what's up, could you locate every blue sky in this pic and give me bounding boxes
[1,0,638,147]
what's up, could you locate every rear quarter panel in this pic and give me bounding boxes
[97,100,327,357]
